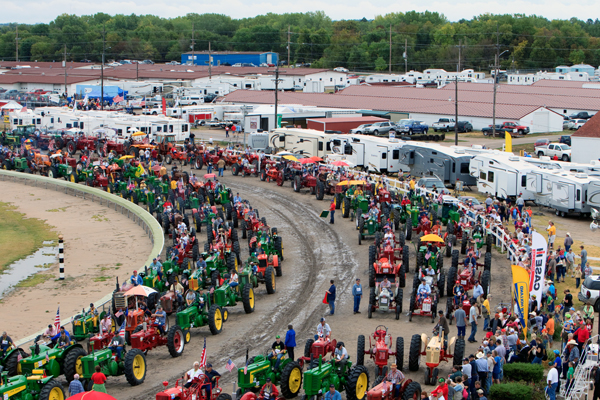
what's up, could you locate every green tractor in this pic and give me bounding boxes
[0,346,28,376]
[249,228,284,276]
[1,125,35,146]
[213,275,255,314]
[107,180,128,197]
[2,157,30,173]
[19,342,87,383]
[71,308,111,342]
[140,265,170,293]
[357,213,381,245]
[47,162,73,180]
[0,371,66,400]
[236,354,303,398]
[130,187,156,212]
[302,356,369,400]
[237,256,276,295]
[201,250,237,286]
[413,239,446,297]
[341,192,370,220]
[175,292,226,343]
[79,347,147,389]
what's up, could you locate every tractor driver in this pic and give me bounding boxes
[425,265,436,277]
[0,332,13,357]
[55,328,71,350]
[233,192,242,204]
[109,333,125,361]
[186,290,197,306]
[380,275,392,295]
[100,314,112,334]
[453,282,466,306]
[184,361,204,388]
[315,318,331,341]
[269,335,287,370]
[383,228,394,243]
[151,306,167,335]
[383,363,405,399]
[333,342,349,369]
[201,364,221,399]
[259,377,279,400]
[464,252,477,270]
[417,279,431,302]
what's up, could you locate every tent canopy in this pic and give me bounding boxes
[1,101,23,110]
[75,85,127,102]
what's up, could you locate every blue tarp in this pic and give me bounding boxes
[75,85,127,102]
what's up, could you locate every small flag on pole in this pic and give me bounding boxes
[243,359,249,375]
[45,352,49,363]
[226,359,235,372]
[54,306,61,331]
[17,352,22,362]
[199,337,207,368]
[118,321,126,338]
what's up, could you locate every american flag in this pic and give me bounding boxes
[118,321,126,338]
[17,352,22,362]
[54,306,61,331]
[199,337,207,368]
[103,141,108,155]
[243,359,249,375]
[20,105,27,113]
[48,139,55,151]
[142,136,149,144]
[226,359,235,372]
[113,95,124,104]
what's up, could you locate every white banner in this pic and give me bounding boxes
[529,231,548,310]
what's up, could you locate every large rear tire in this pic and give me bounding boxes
[402,382,422,400]
[304,339,314,358]
[408,334,421,372]
[167,325,185,357]
[64,346,88,382]
[396,337,404,371]
[357,334,365,366]
[265,266,276,294]
[124,348,147,386]
[280,361,303,398]
[346,365,369,400]
[4,348,27,376]
[208,304,223,335]
[39,379,65,400]
[242,285,255,313]
[454,338,466,364]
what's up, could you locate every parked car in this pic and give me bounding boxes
[578,275,600,311]
[241,63,256,67]
[142,60,154,65]
[534,138,550,148]
[432,118,456,132]
[563,118,572,130]
[559,135,571,146]
[501,121,530,135]
[203,93,218,103]
[363,121,397,136]
[536,143,571,161]
[165,61,180,65]
[349,124,372,134]
[482,124,512,137]
[458,196,484,211]
[232,63,242,67]
[455,121,473,133]
[569,111,595,120]
[417,177,450,195]
[396,119,429,135]
[260,63,269,67]
[568,119,587,130]
[333,67,349,72]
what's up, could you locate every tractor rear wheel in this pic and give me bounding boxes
[396,289,403,315]
[396,337,404,371]
[405,219,412,241]
[454,338,466,363]
[217,393,233,400]
[484,252,492,271]
[265,266,276,294]
[316,180,325,200]
[342,197,350,218]
[416,251,424,273]
[481,270,491,299]
[124,348,147,386]
[207,305,223,335]
[4,348,27,376]
[275,236,284,265]
[195,157,204,170]
[346,365,369,400]
[241,220,247,239]
[242,285,255,313]
[461,237,467,254]
[447,222,455,234]
[69,172,78,183]
[280,361,303,398]
[402,382,422,400]
[232,164,240,176]
[167,325,185,357]
[438,269,445,299]
[451,249,459,270]
[446,298,454,324]
[486,234,493,253]
[398,264,406,288]
[39,378,65,400]
[304,339,314,358]
[64,346,87,382]
[48,166,58,179]
[398,230,406,248]
[225,203,232,220]
[408,334,421,372]
[260,169,267,181]
[294,175,301,192]
[447,267,457,298]
[356,334,365,366]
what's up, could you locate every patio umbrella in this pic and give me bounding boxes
[331,161,349,167]
[67,392,118,400]
[131,131,146,137]
[298,158,314,164]
[123,285,157,297]
[204,173,216,179]
[282,155,298,162]
[309,156,323,162]
[119,155,134,160]
[420,234,444,243]
[276,151,294,156]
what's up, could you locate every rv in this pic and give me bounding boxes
[397,144,476,185]
[329,135,409,174]
[167,105,216,124]
[269,128,338,158]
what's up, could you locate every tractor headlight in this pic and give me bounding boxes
[67,166,72,174]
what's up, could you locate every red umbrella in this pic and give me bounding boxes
[332,160,349,167]
[67,392,118,400]
[309,156,323,162]
[204,173,216,179]
[298,158,315,164]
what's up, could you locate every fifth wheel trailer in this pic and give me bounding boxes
[328,135,409,174]
[396,144,476,185]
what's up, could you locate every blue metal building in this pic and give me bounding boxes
[181,51,278,66]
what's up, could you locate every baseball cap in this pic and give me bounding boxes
[477,389,484,395]
[320,318,325,322]
[276,335,281,339]
[330,384,335,388]
[265,378,271,382]
[207,364,212,368]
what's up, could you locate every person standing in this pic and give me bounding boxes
[564,233,573,252]
[547,221,556,250]
[580,245,588,273]
[324,384,341,400]
[327,280,336,315]
[217,157,226,177]
[455,305,467,339]
[285,324,296,362]
[69,374,85,396]
[547,362,559,400]
[591,365,600,400]
[352,278,362,314]
[516,194,524,215]
[566,248,575,278]
[468,300,479,343]
[329,199,335,224]
[547,252,556,283]
[91,365,107,393]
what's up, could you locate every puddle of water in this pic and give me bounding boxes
[0,246,58,298]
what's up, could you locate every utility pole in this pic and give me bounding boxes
[274,63,280,130]
[457,39,462,72]
[492,25,499,138]
[15,26,18,62]
[287,25,291,67]
[389,24,392,73]
[191,23,195,66]
[63,45,67,97]
[136,61,139,81]
[404,38,408,73]
[101,23,105,110]
[208,41,212,79]
[454,75,458,145]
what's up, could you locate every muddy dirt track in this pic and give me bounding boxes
[86,168,515,400]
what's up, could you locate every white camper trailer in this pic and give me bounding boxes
[329,135,409,174]
[269,128,337,158]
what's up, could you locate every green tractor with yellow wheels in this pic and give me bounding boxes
[18,342,87,383]
[175,291,226,343]
[236,354,303,399]
[0,371,66,400]
[302,356,369,400]
[79,347,147,389]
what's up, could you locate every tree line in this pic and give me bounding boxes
[1,12,600,73]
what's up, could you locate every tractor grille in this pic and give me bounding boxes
[114,293,126,309]
[156,393,170,400]
[84,358,95,375]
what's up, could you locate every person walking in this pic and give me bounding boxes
[516,194,524,215]
[352,278,362,314]
[455,305,467,339]
[564,233,573,252]
[329,199,335,224]
[546,362,559,400]
[91,365,108,393]
[547,221,556,250]
[468,299,478,343]
[69,374,85,396]
[327,280,336,315]
[217,157,226,177]
[566,248,575,278]
[580,245,588,273]
[285,324,296,362]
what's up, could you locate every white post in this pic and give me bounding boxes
[58,234,65,280]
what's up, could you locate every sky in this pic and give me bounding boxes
[1,0,596,24]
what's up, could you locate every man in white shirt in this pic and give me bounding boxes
[315,318,331,340]
[184,361,204,388]
[546,365,559,400]
[417,279,431,302]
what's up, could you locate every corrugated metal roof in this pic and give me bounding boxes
[0,75,96,84]
[572,112,600,138]
[222,90,546,120]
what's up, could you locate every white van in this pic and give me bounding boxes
[179,96,204,106]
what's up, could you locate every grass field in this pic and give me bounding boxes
[0,202,56,273]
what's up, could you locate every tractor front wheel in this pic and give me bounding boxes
[124,348,147,386]
[265,266,276,294]
[183,329,191,344]
[356,334,365,366]
[346,365,369,400]
[280,361,303,398]
[167,325,185,357]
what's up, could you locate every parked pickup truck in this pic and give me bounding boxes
[396,119,429,134]
[569,111,595,120]
[432,118,456,132]
[482,124,512,137]
[535,142,571,161]
[142,106,163,115]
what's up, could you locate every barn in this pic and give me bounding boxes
[181,51,278,67]
[571,112,600,164]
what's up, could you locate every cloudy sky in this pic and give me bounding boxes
[2,0,596,24]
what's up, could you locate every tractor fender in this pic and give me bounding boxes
[240,393,258,400]
[272,255,279,267]
[448,336,456,351]
[420,334,428,347]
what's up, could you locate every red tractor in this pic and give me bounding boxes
[156,376,231,400]
[408,284,439,323]
[292,173,318,194]
[368,235,409,287]
[232,161,259,177]
[366,259,405,319]
[366,379,422,400]
[88,331,116,353]
[357,326,403,377]
[260,162,285,186]
[129,322,186,358]
[407,330,465,386]
[66,136,99,155]
[166,145,190,166]
[298,335,338,369]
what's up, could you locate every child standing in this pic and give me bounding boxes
[575,268,582,289]
[566,361,574,393]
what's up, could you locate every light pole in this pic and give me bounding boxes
[492,49,509,137]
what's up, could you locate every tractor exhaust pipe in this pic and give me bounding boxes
[115,277,119,291]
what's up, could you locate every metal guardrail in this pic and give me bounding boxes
[0,170,164,346]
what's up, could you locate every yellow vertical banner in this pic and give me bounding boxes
[505,133,513,153]
[511,265,530,337]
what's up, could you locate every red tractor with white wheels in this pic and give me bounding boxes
[156,376,231,400]
[366,379,422,400]
[298,335,337,369]
[260,162,285,186]
[407,330,465,386]
[357,326,404,378]
[130,322,186,358]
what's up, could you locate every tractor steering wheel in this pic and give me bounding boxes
[375,325,388,334]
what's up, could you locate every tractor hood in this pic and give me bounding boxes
[237,355,270,387]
